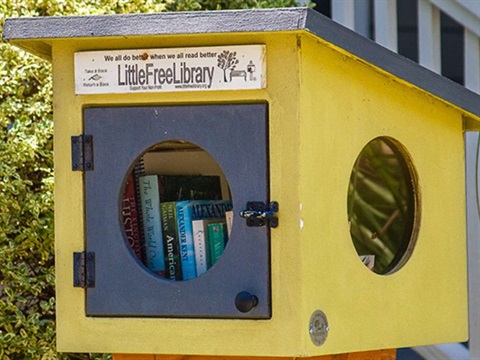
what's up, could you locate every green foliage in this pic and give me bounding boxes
[0,0,310,359]
[0,6,56,357]
[165,0,304,11]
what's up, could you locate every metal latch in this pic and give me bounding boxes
[71,134,94,171]
[240,201,279,228]
[73,252,95,288]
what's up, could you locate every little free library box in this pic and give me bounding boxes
[3,7,480,357]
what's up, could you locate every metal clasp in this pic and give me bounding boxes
[240,201,279,228]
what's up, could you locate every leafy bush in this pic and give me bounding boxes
[0,0,309,359]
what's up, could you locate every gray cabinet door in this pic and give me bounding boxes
[84,104,270,318]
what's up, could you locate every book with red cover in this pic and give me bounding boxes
[122,172,144,262]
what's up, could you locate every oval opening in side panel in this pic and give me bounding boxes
[347,137,420,275]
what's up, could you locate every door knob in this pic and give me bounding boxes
[235,291,258,313]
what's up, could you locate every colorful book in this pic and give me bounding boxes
[139,175,165,277]
[225,210,233,239]
[208,222,227,266]
[192,219,210,276]
[190,200,233,220]
[121,172,144,262]
[192,217,231,275]
[158,175,222,202]
[161,202,182,280]
[176,200,233,280]
[133,158,146,258]
[176,201,197,280]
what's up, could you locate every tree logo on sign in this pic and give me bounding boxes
[217,50,240,82]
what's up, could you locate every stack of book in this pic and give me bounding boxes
[122,168,233,281]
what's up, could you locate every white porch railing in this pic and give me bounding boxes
[328,1,480,359]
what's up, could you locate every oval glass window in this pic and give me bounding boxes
[347,137,420,274]
[121,140,233,281]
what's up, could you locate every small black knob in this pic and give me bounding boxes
[235,291,258,313]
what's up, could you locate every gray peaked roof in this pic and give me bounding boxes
[3,7,479,118]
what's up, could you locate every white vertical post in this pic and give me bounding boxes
[465,29,480,92]
[418,0,441,72]
[374,0,398,52]
[466,131,480,360]
[331,0,355,30]
[465,27,480,360]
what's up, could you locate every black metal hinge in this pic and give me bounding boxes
[240,201,279,228]
[71,134,94,171]
[73,252,95,288]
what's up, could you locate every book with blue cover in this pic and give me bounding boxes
[175,201,197,280]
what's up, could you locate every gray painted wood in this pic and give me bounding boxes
[3,8,479,118]
[2,8,307,39]
[84,103,271,318]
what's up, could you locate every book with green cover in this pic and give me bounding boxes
[207,222,227,267]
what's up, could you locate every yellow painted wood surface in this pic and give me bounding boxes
[299,33,468,354]
[47,28,473,356]
[54,32,306,356]
[112,350,396,360]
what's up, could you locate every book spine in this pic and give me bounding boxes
[225,209,233,240]
[208,222,226,266]
[161,202,182,280]
[122,172,144,262]
[157,175,222,202]
[132,158,146,259]
[190,200,233,220]
[139,175,165,277]
[176,201,197,280]
[192,220,210,276]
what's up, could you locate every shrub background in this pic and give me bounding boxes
[0,0,307,359]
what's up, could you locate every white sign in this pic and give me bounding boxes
[74,45,266,94]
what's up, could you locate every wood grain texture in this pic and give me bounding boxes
[112,350,396,360]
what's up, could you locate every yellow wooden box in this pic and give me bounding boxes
[3,8,479,357]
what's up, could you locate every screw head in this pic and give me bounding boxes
[309,310,329,346]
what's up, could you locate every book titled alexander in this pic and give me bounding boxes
[190,200,233,220]
[122,172,144,262]
[139,175,165,277]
